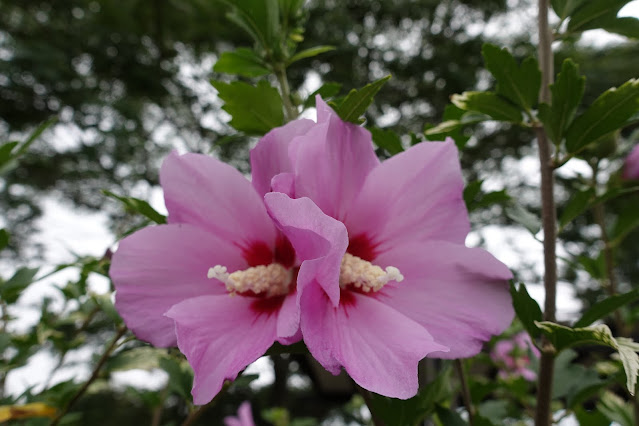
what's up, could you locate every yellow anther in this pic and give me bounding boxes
[208,263,292,297]
[339,253,403,293]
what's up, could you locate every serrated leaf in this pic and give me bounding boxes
[370,127,403,155]
[510,282,543,338]
[565,79,639,153]
[451,91,523,122]
[536,322,639,394]
[551,0,587,20]
[288,45,335,65]
[598,391,635,426]
[575,289,639,328]
[505,203,541,235]
[303,82,342,108]
[103,190,167,224]
[481,44,541,111]
[0,267,38,304]
[567,0,633,33]
[0,229,8,251]
[214,48,270,78]
[558,187,595,230]
[331,75,391,124]
[367,365,453,426]
[212,80,285,135]
[538,59,586,145]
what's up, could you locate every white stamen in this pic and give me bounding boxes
[208,263,292,297]
[339,253,403,293]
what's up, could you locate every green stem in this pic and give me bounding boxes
[535,1,558,425]
[353,381,385,426]
[49,326,127,426]
[274,64,298,122]
[455,359,475,426]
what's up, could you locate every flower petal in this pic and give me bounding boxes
[377,241,514,358]
[166,294,279,405]
[277,292,301,344]
[111,224,245,347]
[290,98,379,221]
[160,151,276,246]
[250,119,315,197]
[346,139,469,252]
[300,281,449,399]
[264,192,348,306]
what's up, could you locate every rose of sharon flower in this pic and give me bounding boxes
[491,332,540,381]
[224,402,255,426]
[110,152,301,404]
[251,97,515,398]
[623,145,639,180]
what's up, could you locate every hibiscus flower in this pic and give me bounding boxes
[110,152,300,404]
[224,402,255,426]
[491,332,540,382]
[252,97,514,398]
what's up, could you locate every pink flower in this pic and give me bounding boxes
[622,145,639,180]
[224,402,255,426]
[491,332,540,381]
[252,97,514,399]
[110,152,301,404]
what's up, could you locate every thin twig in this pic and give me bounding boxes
[49,325,127,426]
[455,359,475,425]
[353,382,385,426]
[534,1,558,425]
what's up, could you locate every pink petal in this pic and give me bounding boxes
[111,224,245,347]
[346,139,470,253]
[623,144,639,180]
[300,281,449,399]
[160,151,276,247]
[290,98,379,221]
[264,192,348,306]
[277,292,301,344]
[250,119,315,197]
[378,241,514,359]
[224,401,255,426]
[166,295,279,405]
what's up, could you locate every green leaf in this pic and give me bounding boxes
[600,16,639,38]
[213,48,270,77]
[288,45,335,65]
[575,289,639,328]
[303,82,342,108]
[464,181,510,212]
[510,282,543,338]
[558,187,595,230]
[481,44,541,111]
[0,141,18,169]
[551,0,587,20]
[0,229,9,251]
[367,365,453,425]
[159,357,193,401]
[610,198,639,246]
[577,252,606,280]
[451,91,523,123]
[330,75,391,124]
[103,190,167,224]
[0,267,39,304]
[505,203,541,235]
[538,59,586,145]
[106,347,164,372]
[370,127,403,155]
[221,0,281,50]
[598,390,635,426]
[567,0,633,33]
[435,405,467,426]
[212,80,285,135]
[423,105,486,148]
[536,322,639,394]
[565,79,639,153]
[553,349,605,405]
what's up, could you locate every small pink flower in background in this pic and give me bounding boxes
[253,97,515,399]
[110,152,301,405]
[224,402,255,426]
[622,145,639,180]
[491,332,540,381]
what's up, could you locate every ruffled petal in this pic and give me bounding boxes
[264,192,348,306]
[377,241,514,359]
[160,151,276,247]
[300,281,449,399]
[290,98,379,221]
[166,294,279,405]
[276,291,301,344]
[250,119,315,197]
[346,139,469,252]
[111,224,244,347]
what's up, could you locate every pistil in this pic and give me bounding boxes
[339,253,403,293]
[208,263,292,297]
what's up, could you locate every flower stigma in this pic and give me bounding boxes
[339,253,403,292]
[208,264,292,297]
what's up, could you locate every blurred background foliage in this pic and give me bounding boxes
[1,0,639,424]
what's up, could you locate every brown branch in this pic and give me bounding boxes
[455,359,475,426]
